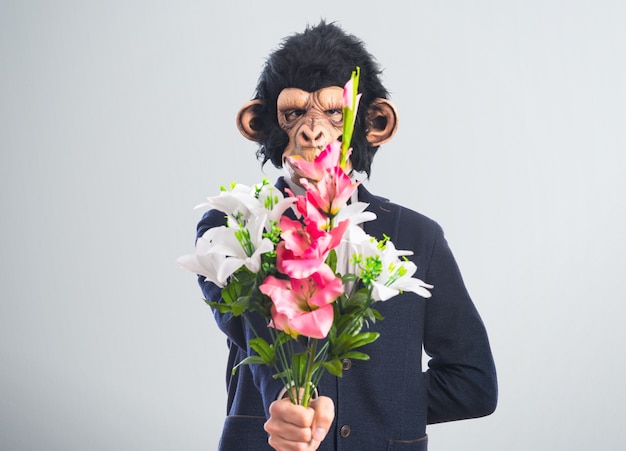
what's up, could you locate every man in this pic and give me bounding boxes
[197,21,497,450]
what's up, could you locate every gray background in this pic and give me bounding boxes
[1,1,625,450]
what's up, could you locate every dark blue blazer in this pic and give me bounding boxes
[197,177,497,450]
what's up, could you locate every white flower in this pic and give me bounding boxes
[176,227,231,287]
[176,213,274,287]
[194,183,263,225]
[196,182,296,231]
[370,240,432,301]
[252,182,297,227]
[334,201,376,227]
[334,226,377,295]
[335,226,432,301]
[176,246,226,286]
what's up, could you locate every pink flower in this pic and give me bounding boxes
[293,194,329,230]
[267,308,302,340]
[277,216,348,278]
[286,141,342,183]
[287,141,359,220]
[300,165,359,217]
[260,265,343,339]
[343,77,354,108]
[342,79,362,113]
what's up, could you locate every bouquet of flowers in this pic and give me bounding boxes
[177,68,432,407]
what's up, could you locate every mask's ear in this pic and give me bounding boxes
[236,100,266,142]
[365,98,399,146]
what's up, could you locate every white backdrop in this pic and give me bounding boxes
[1,1,625,450]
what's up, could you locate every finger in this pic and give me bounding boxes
[309,396,335,445]
[265,398,315,444]
[269,397,315,428]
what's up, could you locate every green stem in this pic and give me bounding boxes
[301,338,318,408]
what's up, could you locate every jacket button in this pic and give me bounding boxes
[342,358,352,370]
[340,425,351,438]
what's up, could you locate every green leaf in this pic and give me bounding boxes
[231,356,266,374]
[332,331,380,356]
[291,353,308,386]
[230,296,251,316]
[322,358,344,377]
[273,331,292,348]
[249,337,275,364]
[339,351,370,361]
[334,313,364,337]
[273,369,293,381]
[205,300,231,313]
[326,249,338,273]
[364,307,384,323]
[221,284,237,305]
[345,291,370,307]
[346,331,380,349]
[329,337,350,356]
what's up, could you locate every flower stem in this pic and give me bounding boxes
[301,338,318,408]
[340,66,360,169]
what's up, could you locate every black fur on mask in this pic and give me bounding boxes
[252,21,389,178]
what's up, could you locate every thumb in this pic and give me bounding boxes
[309,396,335,445]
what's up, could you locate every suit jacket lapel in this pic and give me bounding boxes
[358,184,400,242]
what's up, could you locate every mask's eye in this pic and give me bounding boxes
[284,110,305,122]
[326,108,343,123]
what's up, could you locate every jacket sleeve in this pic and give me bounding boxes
[423,222,498,424]
[196,209,285,416]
